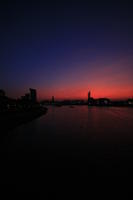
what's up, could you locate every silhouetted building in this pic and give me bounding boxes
[127,99,133,105]
[29,88,37,102]
[0,90,7,111]
[19,88,38,109]
[25,93,30,100]
[95,98,110,106]
[88,91,91,101]
[88,90,94,105]
[21,93,30,101]
[0,89,5,97]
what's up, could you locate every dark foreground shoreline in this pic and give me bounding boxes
[0,107,48,133]
[1,105,133,198]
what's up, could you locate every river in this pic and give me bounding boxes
[1,106,133,195]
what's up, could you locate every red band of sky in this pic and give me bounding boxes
[37,55,133,100]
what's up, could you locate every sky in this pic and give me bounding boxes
[0,0,133,100]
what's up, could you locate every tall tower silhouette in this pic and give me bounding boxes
[29,88,37,102]
[88,91,91,101]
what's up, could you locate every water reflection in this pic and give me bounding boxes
[1,106,133,189]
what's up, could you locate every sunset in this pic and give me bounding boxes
[1,1,133,100]
[37,55,133,100]
[1,1,133,199]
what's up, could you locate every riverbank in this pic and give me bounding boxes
[0,107,48,133]
[1,106,133,197]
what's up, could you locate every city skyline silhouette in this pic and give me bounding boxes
[1,1,133,198]
[0,1,133,100]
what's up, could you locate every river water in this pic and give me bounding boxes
[1,106,133,195]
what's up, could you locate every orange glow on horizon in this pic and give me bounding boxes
[37,56,133,100]
[38,85,133,100]
[7,55,133,101]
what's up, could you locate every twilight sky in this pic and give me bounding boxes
[0,0,133,100]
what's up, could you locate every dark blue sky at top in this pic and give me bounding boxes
[0,0,133,99]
